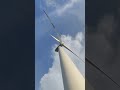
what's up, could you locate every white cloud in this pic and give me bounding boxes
[44,0,84,16]
[40,32,85,90]
[45,0,58,8]
[56,0,81,15]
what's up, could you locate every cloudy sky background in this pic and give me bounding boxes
[35,0,85,90]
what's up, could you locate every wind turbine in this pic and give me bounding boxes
[43,10,85,90]
[43,10,120,90]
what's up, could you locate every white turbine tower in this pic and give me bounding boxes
[51,35,85,90]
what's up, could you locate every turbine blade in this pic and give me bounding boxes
[85,57,120,88]
[43,10,55,29]
[63,44,85,63]
[43,10,62,42]
[50,35,61,43]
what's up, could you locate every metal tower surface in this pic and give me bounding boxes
[58,46,85,90]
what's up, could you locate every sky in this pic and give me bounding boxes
[35,0,85,90]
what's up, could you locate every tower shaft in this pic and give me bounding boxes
[58,46,85,90]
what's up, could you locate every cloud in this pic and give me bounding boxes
[43,0,84,16]
[45,0,58,8]
[39,32,85,90]
[56,0,82,16]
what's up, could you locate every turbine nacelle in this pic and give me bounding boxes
[50,35,64,46]
[50,34,64,51]
[50,35,84,62]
